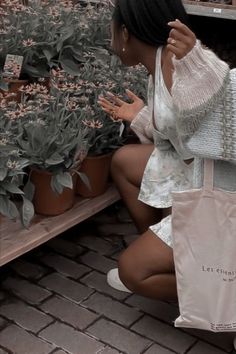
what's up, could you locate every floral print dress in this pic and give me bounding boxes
[131,47,193,248]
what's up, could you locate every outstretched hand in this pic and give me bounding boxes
[98,89,144,123]
[167,19,196,59]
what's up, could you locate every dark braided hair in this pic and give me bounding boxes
[113,0,189,46]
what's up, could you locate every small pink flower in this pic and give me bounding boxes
[0,9,8,16]
[82,119,103,129]
[5,110,24,120]
[51,68,66,79]
[22,39,36,47]
[6,159,21,170]
[0,137,8,146]
[66,99,79,111]
[19,83,48,95]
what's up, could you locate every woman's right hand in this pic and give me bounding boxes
[98,89,144,123]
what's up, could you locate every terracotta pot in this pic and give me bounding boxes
[0,79,28,102]
[30,169,76,216]
[0,214,5,223]
[76,153,113,198]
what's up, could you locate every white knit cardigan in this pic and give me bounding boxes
[131,41,236,191]
[173,41,236,191]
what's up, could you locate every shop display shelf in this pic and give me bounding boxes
[184,0,236,20]
[0,185,120,267]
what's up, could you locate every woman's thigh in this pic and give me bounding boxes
[111,143,154,187]
[118,228,175,282]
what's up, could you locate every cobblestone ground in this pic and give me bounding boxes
[0,202,235,354]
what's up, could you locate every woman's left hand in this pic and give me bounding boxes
[167,19,196,59]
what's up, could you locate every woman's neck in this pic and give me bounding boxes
[138,46,157,77]
[138,44,173,75]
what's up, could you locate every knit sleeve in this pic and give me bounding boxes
[130,105,153,144]
[171,40,230,137]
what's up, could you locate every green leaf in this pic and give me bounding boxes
[21,197,34,228]
[23,179,35,202]
[0,168,7,181]
[8,200,19,219]
[51,175,63,194]
[56,172,73,189]
[56,28,75,53]
[42,48,57,63]
[0,186,7,195]
[60,57,80,76]
[0,195,10,217]
[23,64,49,78]
[77,171,91,190]
[2,183,24,195]
[0,195,19,219]
[45,153,64,166]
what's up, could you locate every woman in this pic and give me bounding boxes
[98,0,232,301]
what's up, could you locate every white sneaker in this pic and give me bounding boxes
[107,268,132,293]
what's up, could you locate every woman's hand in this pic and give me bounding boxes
[167,19,196,59]
[98,89,144,123]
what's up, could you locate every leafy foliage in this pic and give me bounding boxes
[0,109,34,226]
[0,0,113,78]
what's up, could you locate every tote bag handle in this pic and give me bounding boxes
[203,159,214,192]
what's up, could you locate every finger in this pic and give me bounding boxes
[167,37,177,46]
[166,43,185,59]
[98,99,115,111]
[169,28,190,43]
[125,89,139,101]
[98,96,114,106]
[98,96,118,108]
[168,19,195,39]
[101,106,116,116]
[102,107,121,121]
[167,37,186,50]
[106,92,125,107]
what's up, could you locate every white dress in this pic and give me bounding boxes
[131,47,194,247]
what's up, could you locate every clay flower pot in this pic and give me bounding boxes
[76,153,113,198]
[0,79,28,102]
[30,169,76,216]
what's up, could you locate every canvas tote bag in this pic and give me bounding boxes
[172,159,236,332]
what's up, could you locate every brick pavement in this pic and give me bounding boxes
[0,202,235,354]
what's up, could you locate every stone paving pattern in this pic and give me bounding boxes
[0,202,235,354]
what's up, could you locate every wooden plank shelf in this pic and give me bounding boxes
[0,185,120,267]
[184,0,236,20]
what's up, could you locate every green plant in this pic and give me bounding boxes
[0,105,34,226]
[1,83,89,194]
[60,50,147,156]
[0,0,84,78]
[51,59,126,156]
[0,0,116,79]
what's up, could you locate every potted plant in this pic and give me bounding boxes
[66,56,125,197]
[0,1,73,76]
[9,82,89,216]
[0,0,113,80]
[51,47,147,198]
[76,108,124,197]
[0,105,34,227]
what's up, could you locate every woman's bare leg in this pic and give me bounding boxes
[118,229,177,301]
[111,144,163,233]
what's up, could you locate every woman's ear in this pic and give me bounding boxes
[121,25,129,43]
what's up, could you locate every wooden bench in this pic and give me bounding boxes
[0,185,120,267]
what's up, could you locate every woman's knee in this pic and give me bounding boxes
[111,144,137,178]
[118,250,142,293]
